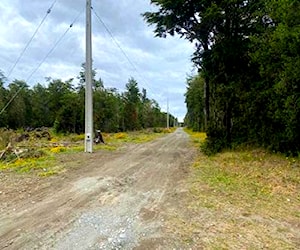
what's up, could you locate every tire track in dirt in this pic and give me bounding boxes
[0,128,195,249]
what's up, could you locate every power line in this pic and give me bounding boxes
[0,8,84,116]
[6,0,58,80]
[92,8,140,78]
[91,7,161,98]
[26,9,83,83]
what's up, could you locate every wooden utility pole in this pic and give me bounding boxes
[85,0,93,153]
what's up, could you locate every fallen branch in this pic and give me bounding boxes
[0,142,20,161]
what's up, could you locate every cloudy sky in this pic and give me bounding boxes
[0,0,195,122]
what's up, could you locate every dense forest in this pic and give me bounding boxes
[0,65,177,133]
[144,0,300,155]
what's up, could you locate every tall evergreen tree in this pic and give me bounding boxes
[124,78,141,131]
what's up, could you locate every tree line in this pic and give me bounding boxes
[144,0,299,155]
[0,65,177,133]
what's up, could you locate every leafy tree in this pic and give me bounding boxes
[94,86,123,133]
[47,78,80,132]
[0,66,173,136]
[6,80,32,129]
[143,0,214,128]
[250,0,300,154]
[123,78,141,130]
[54,91,81,133]
[31,83,51,127]
[184,74,205,131]
[153,0,300,154]
[144,0,267,152]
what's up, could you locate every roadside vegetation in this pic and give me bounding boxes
[145,0,300,156]
[173,129,300,248]
[0,128,174,177]
[0,66,178,135]
[0,60,178,177]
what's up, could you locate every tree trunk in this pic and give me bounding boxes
[202,43,210,131]
[204,77,210,130]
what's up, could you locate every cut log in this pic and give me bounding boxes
[0,142,20,160]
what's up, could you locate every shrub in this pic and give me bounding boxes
[0,129,14,150]
[114,132,128,139]
[50,146,66,153]
[153,127,163,133]
[199,125,230,156]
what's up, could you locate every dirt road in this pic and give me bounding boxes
[0,128,195,249]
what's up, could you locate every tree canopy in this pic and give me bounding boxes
[0,66,174,134]
[144,0,300,155]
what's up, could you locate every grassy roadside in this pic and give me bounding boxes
[169,128,300,249]
[0,128,175,177]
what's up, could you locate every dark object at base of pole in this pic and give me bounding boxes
[95,130,105,144]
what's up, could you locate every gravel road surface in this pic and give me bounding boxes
[0,128,195,249]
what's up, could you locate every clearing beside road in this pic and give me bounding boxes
[0,128,299,249]
[0,128,195,249]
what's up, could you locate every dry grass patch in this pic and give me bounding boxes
[168,129,300,249]
[108,129,171,144]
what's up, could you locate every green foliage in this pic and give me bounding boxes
[145,0,300,155]
[6,80,32,129]
[249,0,300,155]
[0,129,173,177]
[153,127,163,133]
[123,78,141,131]
[0,128,14,150]
[201,138,224,156]
[184,74,205,131]
[0,67,171,134]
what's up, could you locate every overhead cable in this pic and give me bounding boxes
[6,0,58,80]
[25,9,83,83]
[92,8,140,77]
[0,8,84,116]
[91,7,160,98]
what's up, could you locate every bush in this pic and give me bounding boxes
[201,126,228,156]
[0,128,14,150]
[153,127,163,133]
[200,138,224,156]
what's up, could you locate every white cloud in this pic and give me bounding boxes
[0,0,195,122]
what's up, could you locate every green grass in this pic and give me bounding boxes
[184,128,207,144]
[106,129,174,144]
[169,129,300,249]
[94,144,117,151]
[189,132,300,214]
[0,154,60,177]
[0,128,173,177]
